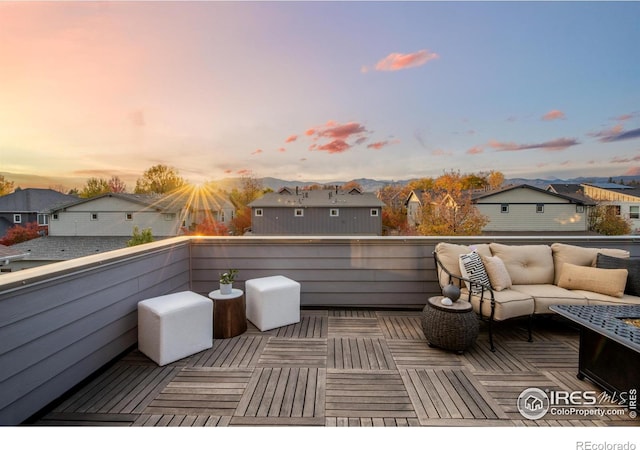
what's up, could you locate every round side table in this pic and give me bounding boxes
[208,288,247,339]
[421,296,479,354]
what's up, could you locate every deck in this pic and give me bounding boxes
[33,309,638,427]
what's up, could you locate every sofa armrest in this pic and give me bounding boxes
[433,250,496,320]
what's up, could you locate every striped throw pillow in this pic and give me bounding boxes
[459,251,491,294]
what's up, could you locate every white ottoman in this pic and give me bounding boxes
[138,291,213,366]
[245,276,301,331]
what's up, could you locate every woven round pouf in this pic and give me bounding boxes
[421,296,479,354]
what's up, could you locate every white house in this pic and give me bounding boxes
[47,193,190,237]
[580,183,640,233]
[474,184,592,233]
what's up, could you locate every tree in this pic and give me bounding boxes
[589,204,631,235]
[108,176,127,193]
[417,189,489,236]
[0,174,15,196]
[127,226,154,246]
[229,172,263,208]
[134,164,186,194]
[79,177,110,198]
[0,222,41,245]
[230,206,252,235]
[378,184,411,235]
[487,170,505,190]
[341,181,363,191]
[184,217,229,236]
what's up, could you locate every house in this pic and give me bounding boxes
[578,183,640,233]
[0,188,78,236]
[404,190,426,228]
[474,184,593,233]
[248,187,385,235]
[46,192,191,237]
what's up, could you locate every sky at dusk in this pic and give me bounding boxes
[1,1,639,190]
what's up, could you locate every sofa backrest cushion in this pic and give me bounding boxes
[489,243,554,285]
[596,253,640,296]
[434,242,491,288]
[557,262,628,298]
[551,243,630,284]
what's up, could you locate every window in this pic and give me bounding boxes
[294,208,304,217]
[125,213,133,221]
[370,209,379,217]
[330,208,339,217]
[630,205,639,219]
[90,213,98,221]
[37,214,49,226]
[536,204,544,213]
[500,204,509,213]
[576,205,584,213]
[164,213,176,221]
[255,208,263,217]
[13,214,21,223]
[607,205,622,216]
[52,213,59,220]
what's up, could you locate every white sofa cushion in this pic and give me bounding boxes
[489,243,554,285]
[570,290,640,306]
[467,288,534,321]
[510,284,587,314]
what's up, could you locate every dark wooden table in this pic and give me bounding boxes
[209,289,247,339]
[550,304,640,395]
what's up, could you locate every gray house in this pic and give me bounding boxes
[249,187,385,235]
[0,188,78,236]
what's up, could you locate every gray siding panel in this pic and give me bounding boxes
[1,235,638,424]
[0,239,191,425]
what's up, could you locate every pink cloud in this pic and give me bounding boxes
[373,49,439,72]
[542,110,565,121]
[317,139,350,154]
[251,149,263,155]
[224,169,233,174]
[489,137,579,152]
[466,146,483,155]
[588,124,624,140]
[624,166,640,176]
[278,147,286,153]
[237,169,251,175]
[432,148,452,156]
[285,134,297,143]
[305,121,371,154]
[367,141,387,150]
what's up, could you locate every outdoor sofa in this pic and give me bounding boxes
[433,242,640,351]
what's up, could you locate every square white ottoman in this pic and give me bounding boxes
[245,276,301,331]
[138,291,213,366]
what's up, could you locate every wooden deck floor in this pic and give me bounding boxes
[34,309,638,427]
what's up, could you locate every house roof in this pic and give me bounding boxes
[473,183,595,205]
[47,192,184,213]
[0,244,29,264]
[582,182,640,198]
[10,236,168,261]
[0,188,78,213]
[249,189,385,208]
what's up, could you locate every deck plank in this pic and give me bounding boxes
[32,309,637,427]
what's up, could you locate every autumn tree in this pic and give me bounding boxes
[134,164,186,194]
[589,204,632,235]
[487,170,505,190]
[378,184,412,234]
[184,217,229,236]
[0,175,15,196]
[416,171,489,236]
[341,181,363,191]
[108,176,127,193]
[0,222,41,245]
[80,177,110,198]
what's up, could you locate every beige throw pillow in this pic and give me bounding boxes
[481,255,512,291]
[557,263,628,298]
